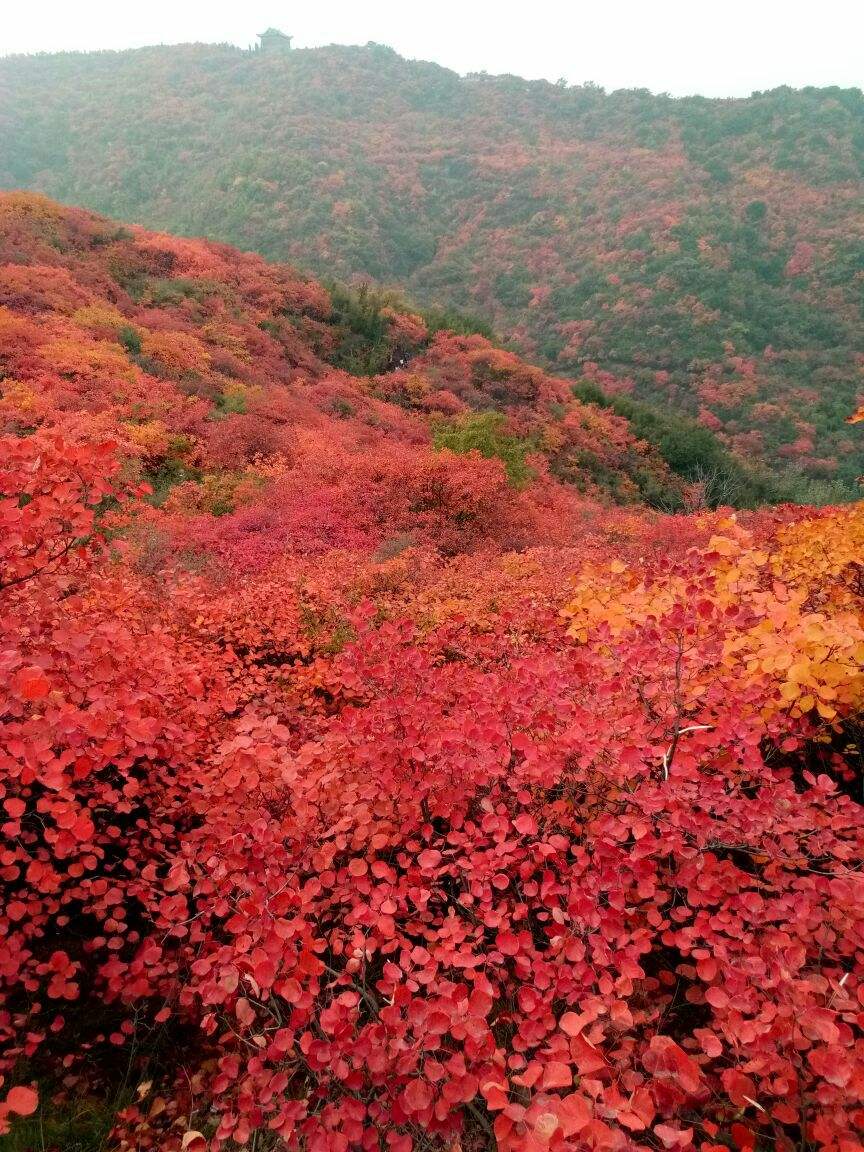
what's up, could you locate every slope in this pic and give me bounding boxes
[0,194,863,1152]
[0,189,752,521]
[1,42,862,493]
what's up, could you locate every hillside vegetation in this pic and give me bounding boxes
[1,42,862,494]
[0,193,863,1152]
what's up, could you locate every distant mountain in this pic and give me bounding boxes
[1,42,862,493]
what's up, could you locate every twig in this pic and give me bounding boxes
[662,725,714,779]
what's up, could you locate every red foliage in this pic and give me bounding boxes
[0,194,863,1152]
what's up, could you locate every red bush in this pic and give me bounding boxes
[0,196,862,1152]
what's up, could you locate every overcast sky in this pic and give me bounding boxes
[2,0,862,98]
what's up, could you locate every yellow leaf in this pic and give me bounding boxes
[787,661,811,684]
[707,535,738,556]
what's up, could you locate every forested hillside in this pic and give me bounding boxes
[1,192,864,1152]
[1,42,862,494]
[0,191,715,515]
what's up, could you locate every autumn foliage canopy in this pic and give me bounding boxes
[1,194,863,1152]
[3,45,864,490]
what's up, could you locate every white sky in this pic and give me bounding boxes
[1,0,862,98]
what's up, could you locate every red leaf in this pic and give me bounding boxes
[808,1044,852,1087]
[542,1060,572,1090]
[799,1008,840,1044]
[15,667,51,701]
[569,1033,607,1075]
[481,1080,509,1111]
[655,1123,694,1148]
[730,1123,756,1151]
[643,1035,702,1095]
[694,1028,723,1058]
[402,1078,432,1114]
[235,997,255,1027]
[71,814,95,842]
[496,931,520,956]
[6,1086,38,1117]
[559,1011,588,1037]
[556,1092,592,1136]
[721,1069,757,1107]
